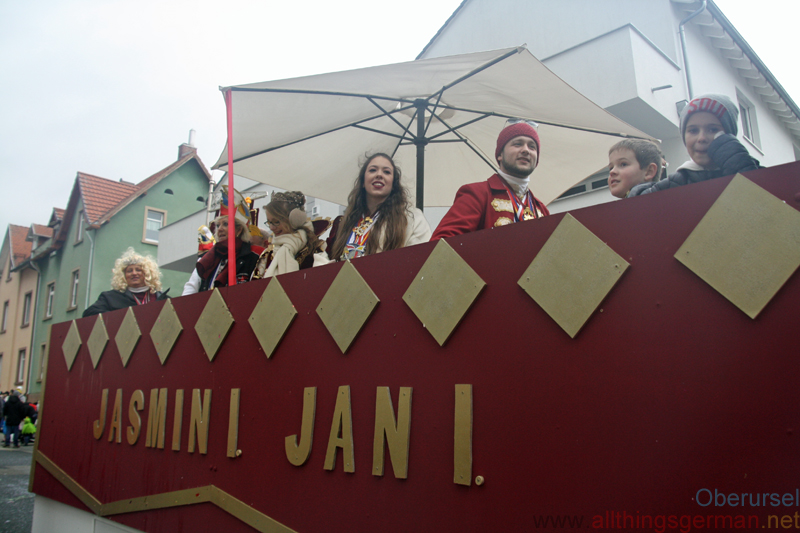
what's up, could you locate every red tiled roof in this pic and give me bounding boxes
[48,208,65,227]
[30,224,52,238]
[95,152,211,225]
[8,224,32,266]
[46,153,211,250]
[77,173,138,224]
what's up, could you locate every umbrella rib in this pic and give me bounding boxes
[399,139,480,144]
[228,112,412,164]
[224,47,522,104]
[229,86,416,105]
[367,96,414,136]
[352,124,410,141]
[435,106,645,138]
[414,111,498,171]
[422,92,446,139]
[436,46,524,95]
[365,97,418,159]
[425,114,492,142]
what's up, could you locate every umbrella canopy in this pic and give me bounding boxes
[213,46,653,208]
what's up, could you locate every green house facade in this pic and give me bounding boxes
[27,149,211,400]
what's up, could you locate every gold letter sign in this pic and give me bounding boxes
[454,384,472,486]
[324,386,355,473]
[93,389,109,440]
[372,387,412,479]
[188,389,212,455]
[127,389,145,445]
[286,387,316,466]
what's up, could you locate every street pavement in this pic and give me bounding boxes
[0,443,34,533]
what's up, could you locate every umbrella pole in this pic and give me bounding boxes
[414,99,426,210]
[225,89,236,288]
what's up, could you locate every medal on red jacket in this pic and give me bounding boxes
[505,187,540,223]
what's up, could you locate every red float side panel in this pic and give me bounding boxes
[32,163,800,532]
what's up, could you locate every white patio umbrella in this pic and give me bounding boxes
[214,45,653,211]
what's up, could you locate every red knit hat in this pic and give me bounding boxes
[495,121,540,161]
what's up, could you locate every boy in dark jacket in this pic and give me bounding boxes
[630,94,759,196]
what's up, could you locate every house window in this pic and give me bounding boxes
[69,270,80,310]
[557,177,610,199]
[1,301,8,333]
[45,282,55,319]
[737,90,760,148]
[38,343,47,382]
[143,208,166,243]
[21,292,32,327]
[17,348,26,384]
[75,209,84,244]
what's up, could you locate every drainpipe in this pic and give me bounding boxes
[207,178,215,226]
[678,0,707,100]
[84,227,96,309]
[27,260,42,389]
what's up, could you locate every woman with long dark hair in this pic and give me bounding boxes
[328,153,430,261]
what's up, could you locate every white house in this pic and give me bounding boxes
[417,0,800,213]
[158,174,343,274]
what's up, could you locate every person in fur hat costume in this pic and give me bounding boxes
[251,191,332,280]
[630,94,760,196]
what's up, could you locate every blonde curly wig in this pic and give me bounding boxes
[110,247,163,292]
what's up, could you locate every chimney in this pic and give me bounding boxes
[178,129,197,159]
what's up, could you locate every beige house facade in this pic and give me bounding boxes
[0,224,41,394]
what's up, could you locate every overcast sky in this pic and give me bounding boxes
[1,0,797,235]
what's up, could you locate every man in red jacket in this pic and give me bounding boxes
[431,120,549,240]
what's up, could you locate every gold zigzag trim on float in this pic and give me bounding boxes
[34,451,297,533]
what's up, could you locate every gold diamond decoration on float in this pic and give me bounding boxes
[518,213,629,338]
[87,314,109,369]
[115,307,142,368]
[249,278,297,359]
[675,173,800,319]
[150,299,183,365]
[317,261,380,354]
[403,239,486,346]
[62,320,82,371]
[195,288,235,362]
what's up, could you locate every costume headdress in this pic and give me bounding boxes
[217,185,251,226]
[270,191,308,230]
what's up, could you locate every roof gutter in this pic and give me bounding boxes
[704,0,800,123]
[678,0,707,99]
[416,0,469,59]
[26,260,42,387]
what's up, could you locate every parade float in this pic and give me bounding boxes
[29,161,800,532]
